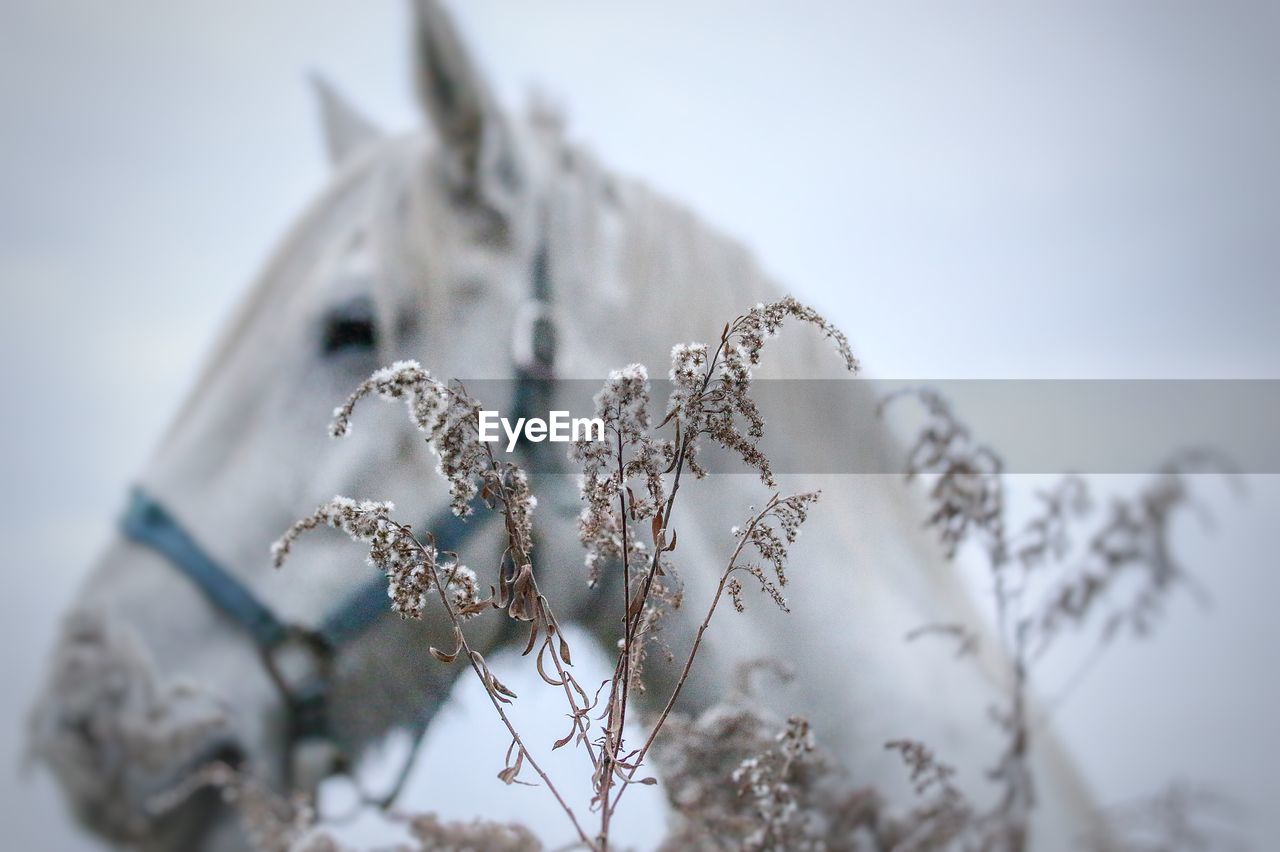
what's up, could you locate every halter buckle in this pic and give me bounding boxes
[512,298,557,380]
[261,628,335,739]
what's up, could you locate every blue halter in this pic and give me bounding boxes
[121,486,492,789]
[120,241,558,792]
[121,488,486,652]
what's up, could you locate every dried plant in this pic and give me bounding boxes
[274,496,483,621]
[878,388,1005,561]
[148,762,334,852]
[265,297,856,851]
[150,761,541,852]
[1031,450,1240,650]
[1081,783,1247,852]
[879,740,975,852]
[655,694,835,850]
[877,390,1243,852]
[192,307,1236,852]
[400,812,543,852]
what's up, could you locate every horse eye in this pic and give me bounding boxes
[321,295,378,356]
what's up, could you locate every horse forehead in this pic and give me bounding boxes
[310,128,631,310]
[299,139,443,301]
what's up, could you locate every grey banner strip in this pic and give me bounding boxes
[449,379,1280,474]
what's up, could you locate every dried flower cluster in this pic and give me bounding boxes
[277,356,584,834]
[1033,452,1237,649]
[273,496,481,620]
[570,363,672,587]
[666,297,859,486]
[584,301,854,844]
[879,740,976,852]
[880,388,1005,560]
[330,361,487,516]
[153,761,543,852]
[655,698,835,850]
[148,762,334,852]
[727,492,822,614]
[654,665,916,852]
[731,716,821,850]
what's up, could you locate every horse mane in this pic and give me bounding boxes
[530,111,845,382]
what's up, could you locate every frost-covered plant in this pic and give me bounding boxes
[329,362,488,516]
[1083,782,1247,852]
[158,301,1239,852]
[665,296,857,485]
[400,812,544,852]
[150,761,542,852]
[148,762,334,852]
[273,496,482,620]
[878,390,1242,852]
[656,701,834,851]
[265,297,857,851]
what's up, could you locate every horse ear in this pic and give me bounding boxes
[412,0,516,203]
[310,74,384,168]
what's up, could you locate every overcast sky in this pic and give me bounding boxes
[2,1,1278,848]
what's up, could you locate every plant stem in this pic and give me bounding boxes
[608,496,778,817]
[389,519,596,850]
[599,422,632,848]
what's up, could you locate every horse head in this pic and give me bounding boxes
[28,3,596,847]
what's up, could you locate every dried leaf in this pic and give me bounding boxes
[455,596,494,617]
[428,627,464,664]
[506,563,539,622]
[497,746,525,785]
[472,651,518,703]
[536,644,565,686]
[491,675,518,701]
[558,632,573,665]
[521,619,539,657]
[429,646,458,664]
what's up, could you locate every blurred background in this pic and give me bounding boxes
[2,0,1278,847]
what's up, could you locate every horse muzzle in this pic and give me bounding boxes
[29,608,247,846]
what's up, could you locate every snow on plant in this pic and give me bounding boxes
[266,297,856,851]
[173,300,1238,851]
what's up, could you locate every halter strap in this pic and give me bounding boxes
[122,489,289,649]
[122,489,489,652]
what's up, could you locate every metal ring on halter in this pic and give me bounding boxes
[258,626,343,785]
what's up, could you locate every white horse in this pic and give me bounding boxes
[30,2,1098,848]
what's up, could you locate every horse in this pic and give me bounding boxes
[30,2,1098,848]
